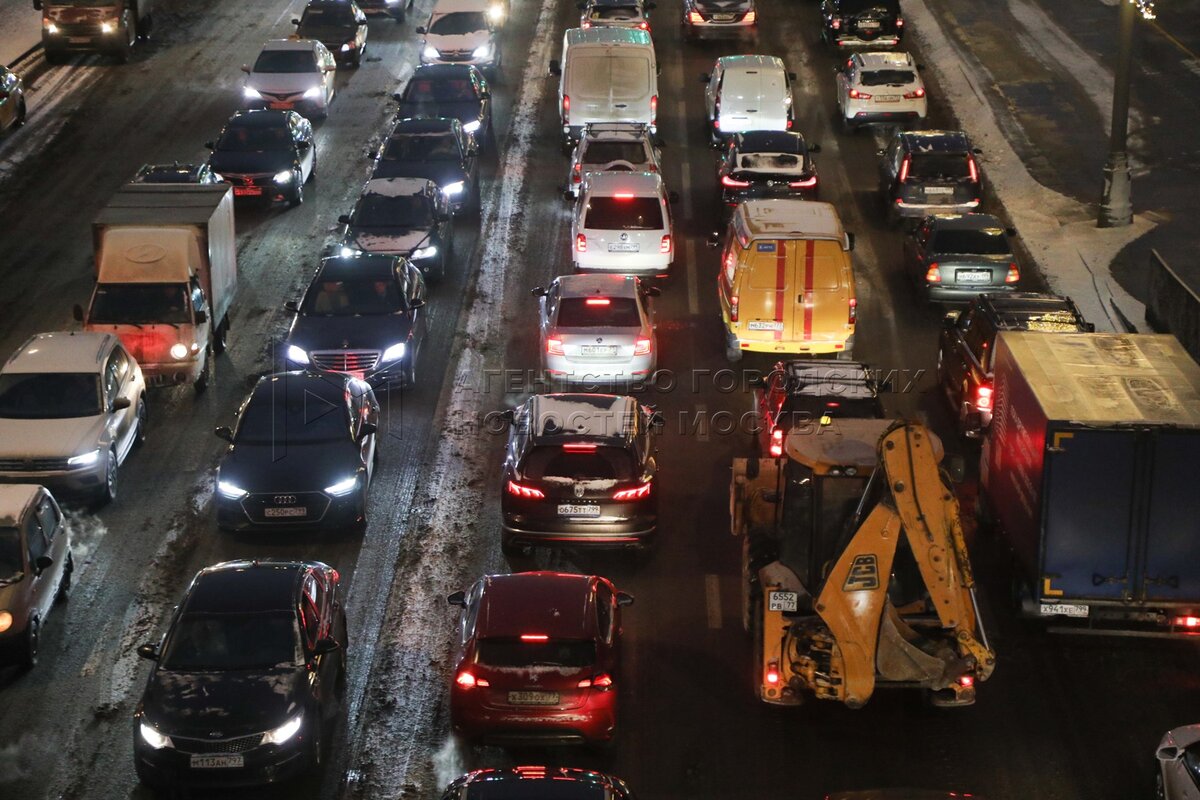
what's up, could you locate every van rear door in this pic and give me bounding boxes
[740,240,793,344]
[1140,429,1200,603]
[572,51,653,125]
[802,240,850,345]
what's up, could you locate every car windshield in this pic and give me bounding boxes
[861,69,914,86]
[300,7,356,25]
[253,50,317,74]
[584,196,662,230]
[0,527,22,582]
[236,389,351,445]
[403,78,477,103]
[0,373,103,419]
[909,153,971,179]
[932,229,1011,255]
[160,611,302,671]
[88,283,191,325]
[521,445,636,481]
[353,195,434,229]
[582,141,647,165]
[301,277,406,315]
[382,133,460,162]
[429,11,488,34]
[477,638,596,668]
[556,297,641,328]
[217,123,293,152]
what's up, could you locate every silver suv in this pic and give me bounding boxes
[565,122,662,199]
[0,484,71,668]
[0,332,146,506]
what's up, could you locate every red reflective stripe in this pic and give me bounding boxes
[803,239,815,340]
[774,240,786,341]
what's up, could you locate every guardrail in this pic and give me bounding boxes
[1146,248,1200,364]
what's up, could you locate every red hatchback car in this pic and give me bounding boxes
[447,572,633,747]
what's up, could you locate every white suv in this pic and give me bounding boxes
[565,122,662,199]
[572,171,676,276]
[0,332,146,506]
[836,51,927,133]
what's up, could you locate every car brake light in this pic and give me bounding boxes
[1005,263,1020,283]
[898,154,911,183]
[506,480,545,499]
[581,19,591,27]
[660,234,672,254]
[688,10,703,22]
[848,88,872,100]
[638,20,648,29]
[744,9,756,22]
[650,94,657,126]
[572,163,582,184]
[896,17,905,26]
[576,233,587,252]
[456,670,489,688]
[633,337,652,355]
[577,672,614,689]
[563,94,570,123]
[547,337,565,356]
[765,661,780,684]
[722,175,751,188]
[613,192,635,199]
[925,263,941,283]
[790,176,818,189]
[831,17,841,29]
[958,674,974,688]
[1175,615,1200,629]
[786,118,793,130]
[729,293,739,322]
[520,634,549,642]
[975,384,993,411]
[769,427,784,457]
[848,297,857,325]
[562,442,597,452]
[586,297,611,306]
[903,88,925,98]
[613,481,652,501]
[967,156,979,183]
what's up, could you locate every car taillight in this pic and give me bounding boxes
[903,88,925,98]
[581,19,591,28]
[744,9,756,22]
[789,175,818,189]
[848,88,872,100]
[650,94,657,126]
[633,337,652,355]
[688,10,703,22]
[786,118,793,130]
[547,337,565,356]
[660,234,672,254]
[1005,263,1020,283]
[562,442,597,452]
[456,671,489,688]
[638,20,648,29]
[958,674,974,688]
[848,297,857,324]
[898,154,911,183]
[507,480,545,499]
[765,661,780,684]
[576,233,587,253]
[831,17,841,29]
[613,481,652,501]
[1175,615,1200,629]
[722,175,751,188]
[925,263,941,283]
[562,94,570,123]
[975,384,993,411]
[967,155,979,183]
[520,633,549,641]
[572,163,581,184]
[586,297,611,306]
[769,427,784,458]
[578,673,614,689]
[729,294,739,322]
[896,16,905,26]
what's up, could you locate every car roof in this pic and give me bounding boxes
[553,273,642,300]
[0,484,42,528]
[260,38,320,52]
[135,163,203,179]
[584,170,662,196]
[410,63,481,81]
[302,0,359,10]
[363,177,436,197]
[927,212,1004,231]
[898,130,972,153]
[185,561,306,614]
[317,253,404,280]
[736,199,845,241]
[390,117,459,135]
[734,130,808,154]
[565,26,652,46]
[3,331,115,375]
[227,109,292,129]
[477,572,595,639]
[432,0,491,13]
[718,54,785,72]
[856,51,914,69]
[525,393,638,443]
[592,0,642,7]
[975,292,1089,331]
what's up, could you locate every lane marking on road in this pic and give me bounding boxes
[680,164,693,218]
[695,403,708,443]
[686,238,699,315]
[705,574,722,629]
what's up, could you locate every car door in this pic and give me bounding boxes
[292,114,315,179]
[352,3,369,48]
[316,45,337,102]
[300,571,337,720]
[705,62,721,120]
[836,59,852,110]
[879,136,902,194]
[453,579,484,670]
[0,69,15,130]
[458,129,478,189]
[473,71,491,128]
[34,492,67,612]
[904,218,931,279]
[594,578,617,671]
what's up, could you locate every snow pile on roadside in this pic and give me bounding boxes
[909,0,1154,332]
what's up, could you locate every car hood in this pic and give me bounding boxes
[0,580,30,620]
[209,150,295,176]
[288,313,414,354]
[246,73,324,95]
[425,31,491,51]
[396,100,480,126]
[143,667,307,739]
[0,415,108,460]
[343,227,432,256]
[219,441,362,493]
[372,160,465,186]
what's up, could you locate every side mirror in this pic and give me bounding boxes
[214,426,233,442]
[358,421,378,439]
[111,397,132,411]
[338,214,351,225]
[136,643,159,661]
[204,141,215,150]
[501,407,516,424]
[73,304,84,322]
[194,309,208,324]
[973,148,983,154]
[531,286,548,297]
[646,1,656,8]
[649,411,665,431]
[668,191,680,203]
[240,65,251,74]
[480,90,491,99]
[844,232,855,252]
[408,298,426,310]
[34,555,53,574]
[392,92,403,103]
[415,25,427,34]
[284,300,299,313]
[291,17,300,24]
[655,64,662,76]
[616,591,635,607]
[562,188,575,201]
[313,637,341,656]
[654,135,666,148]
[548,59,561,76]
[1005,227,1017,237]
[699,73,710,83]
[447,590,467,607]
[576,1,586,8]
[706,231,721,249]
[809,143,821,153]
[788,71,797,81]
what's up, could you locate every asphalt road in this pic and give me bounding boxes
[0,0,1198,799]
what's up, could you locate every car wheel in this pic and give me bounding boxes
[724,333,743,363]
[405,354,417,388]
[840,112,855,135]
[288,171,304,207]
[352,48,363,68]
[19,617,39,670]
[194,349,212,394]
[134,397,148,447]
[1155,769,1166,800]
[56,551,74,603]
[96,448,118,507]
[308,150,317,183]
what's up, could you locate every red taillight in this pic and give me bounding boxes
[831,17,841,29]
[546,337,565,356]
[765,661,780,685]
[660,234,672,254]
[958,674,974,688]
[571,163,582,184]
[576,233,587,252]
[586,297,611,306]
[925,263,941,283]
[507,480,545,499]
[563,94,570,123]
[520,634,549,642]
[769,427,784,458]
[613,192,635,199]
[638,20,648,29]
[578,673,614,689]
[848,297,857,325]
[903,88,925,99]
[613,481,652,501]
[650,94,657,125]
[722,175,751,188]
[688,10,703,22]
[898,154,911,183]
[896,17,905,26]
[633,337,652,355]
[457,670,489,688]
[581,19,591,28]
[967,156,979,183]
[729,294,739,322]
[1175,616,1200,629]
[562,442,597,453]
[848,88,872,100]
[744,9,756,22]
[1005,263,1020,283]
[790,176,818,189]
[786,118,793,130]
[975,384,993,411]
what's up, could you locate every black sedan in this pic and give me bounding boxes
[371,117,479,215]
[717,131,820,209]
[133,560,346,791]
[293,0,369,66]
[338,178,454,282]
[500,393,660,556]
[207,110,316,207]
[903,213,1020,303]
[393,64,493,149]
[213,372,379,532]
[283,254,428,386]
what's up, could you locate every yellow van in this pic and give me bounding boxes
[715,199,857,362]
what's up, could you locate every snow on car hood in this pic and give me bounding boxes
[246,72,324,96]
[425,31,490,51]
[347,229,431,255]
[0,415,109,460]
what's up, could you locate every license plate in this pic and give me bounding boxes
[747,321,784,331]
[924,186,955,195]
[557,504,601,517]
[268,101,294,110]
[69,36,91,44]
[233,186,264,196]
[1038,602,1089,618]
[768,590,798,612]
[713,13,735,20]
[264,506,307,518]
[955,269,992,283]
[607,242,640,252]
[508,690,560,705]
[858,20,880,29]
[580,345,618,356]
[876,95,900,103]
[190,754,244,769]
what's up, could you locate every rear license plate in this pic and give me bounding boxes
[557,504,601,517]
[876,95,900,103]
[747,321,784,331]
[190,754,244,769]
[713,13,735,20]
[268,101,294,110]
[69,36,91,44]
[768,590,798,612]
[607,242,640,252]
[508,691,560,705]
[955,269,992,283]
[580,345,618,356]
[233,186,264,196]
[924,186,954,195]
[1038,602,1089,618]
[264,506,307,518]
[858,20,880,29]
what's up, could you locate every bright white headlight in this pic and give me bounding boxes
[382,343,407,361]
[100,21,114,33]
[340,246,359,258]
[472,43,493,59]
[487,5,504,21]
[324,476,360,497]
[423,45,439,60]
[262,714,303,745]
[274,169,294,184]
[217,480,249,500]
[140,722,173,750]
[442,181,465,197]
[462,120,481,134]
[302,86,322,99]
[411,246,438,260]
[286,344,310,364]
[169,342,189,360]
[243,86,262,100]
[67,450,101,468]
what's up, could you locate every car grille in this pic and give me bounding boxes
[311,350,380,372]
[242,491,332,522]
[437,50,474,61]
[172,734,264,754]
[261,91,303,102]
[0,457,72,471]
[220,173,270,187]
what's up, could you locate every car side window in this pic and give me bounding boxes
[461,581,483,643]
[300,573,323,647]
[103,356,122,404]
[25,513,47,563]
[595,582,614,643]
[889,141,904,174]
[35,496,61,542]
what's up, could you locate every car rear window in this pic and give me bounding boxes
[521,445,636,481]
[860,69,914,87]
[582,141,648,165]
[477,638,597,668]
[909,153,972,179]
[584,196,662,230]
[556,297,641,327]
[931,229,1011,255]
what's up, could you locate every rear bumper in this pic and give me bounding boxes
[924,283,1015,303]
[845,108,925,126]
[727,326,854,356]
[453,694,616,745]
[502,515,656,547]
[1023,597,1200,638]
[543,354,655,383]
[828,32,902,48]
[574,254,672,276]
[893,197,980,218]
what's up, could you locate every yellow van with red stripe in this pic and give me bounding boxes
[716,199,857,362]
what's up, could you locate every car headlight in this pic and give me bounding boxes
[386,0,400,4]
[462,120,481,134]
[217,480,249,500]
[442,181,465,197]
[302,86,322,99]
[0,612,12,633]
[487,5,504,22]
[381,342,407,362]
[45,22,58,33]
[169,342,189,360]
[100,21,114,33]
[286,344,310,365]
[67,450,101,468]
[341,42,354,52]
[411,245,438,260]
[325,476,360,497]
[139,721,173,750]
[472,43,493,59]
[423,45,440,60]
[274,169,295,184]
[243,86,262,100]
[262,714,303,745]
[340,245,360,258]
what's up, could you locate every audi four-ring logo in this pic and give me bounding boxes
[274,495,297,505]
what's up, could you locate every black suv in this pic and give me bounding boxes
[338,177,454,282]
[133,560,347,791]
[718,131,820,209]
[754,360,885,456]
[372,117,480,215]
[293,0,369,66]
[820,0,904,49]
[937,292,1092,436]
[393,64,493,150]
[878,129,982,223]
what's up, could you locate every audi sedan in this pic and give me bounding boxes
[213,372,379,532]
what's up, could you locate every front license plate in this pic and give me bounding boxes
[956,269,992,282]
[69,36,91,44]
[580,345,618,356]
[747,321,784,331]
[233,186,264,196]
[607,242,640,252]
[557,504,601,517]
[768,590,799,612]
[1038,602,1089,618]
[190,754,244,769]
[268,101,294,110]
[508,691,560,705]
[924,186,954,195]
[264,506,307,518]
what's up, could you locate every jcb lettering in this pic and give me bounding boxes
[842,554,880,591]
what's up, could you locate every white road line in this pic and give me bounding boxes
[705,574,722,629]
[680,163,693,218]
[686,238,699,315]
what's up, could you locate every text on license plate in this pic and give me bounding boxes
[264,506,307,518]
[924,186,955,195]
[508,690,560,705]
[607,243,640,252]
[69,36,92,43]
[747,321,784,331]
[713,13,735,20]
[233,187,264,196]
[190,754,244,769]
[956,269,992,282]
[875,95,900,103]
[768,590,799,612]
[1038,602,1089,618]
[580,345,618,356]
[269,101,294,109]
[858,20,880,29]
[557,504,601,517]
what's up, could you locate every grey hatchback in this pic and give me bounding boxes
[903,213,1020,303]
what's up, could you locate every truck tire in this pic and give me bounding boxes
[194,349,212,394]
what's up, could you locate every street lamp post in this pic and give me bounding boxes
[1099,0,1155,228]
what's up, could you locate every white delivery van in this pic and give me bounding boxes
[702,54,795,146]
[549,27,658,152]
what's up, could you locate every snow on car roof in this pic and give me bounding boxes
[553,273,641,299]
[858,51,914,70]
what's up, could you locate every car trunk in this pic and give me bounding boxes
[898,153,979,206]
[474,638,597,711]
[582,195,663,256]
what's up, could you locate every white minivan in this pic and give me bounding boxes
[550,27,658,152]
[702,54,796,146]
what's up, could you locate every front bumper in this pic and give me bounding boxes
[420,52,497,69]
[216,491,363,532]
[0,463,107,498]
[134,738,312,790]
[242,97,327,117]
[141,358,205,387]
[43,24,125,51]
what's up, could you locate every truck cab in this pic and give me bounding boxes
[35,0,153,64]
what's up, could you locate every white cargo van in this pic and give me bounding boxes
[549,28,658,152]
[702,54,795,146]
